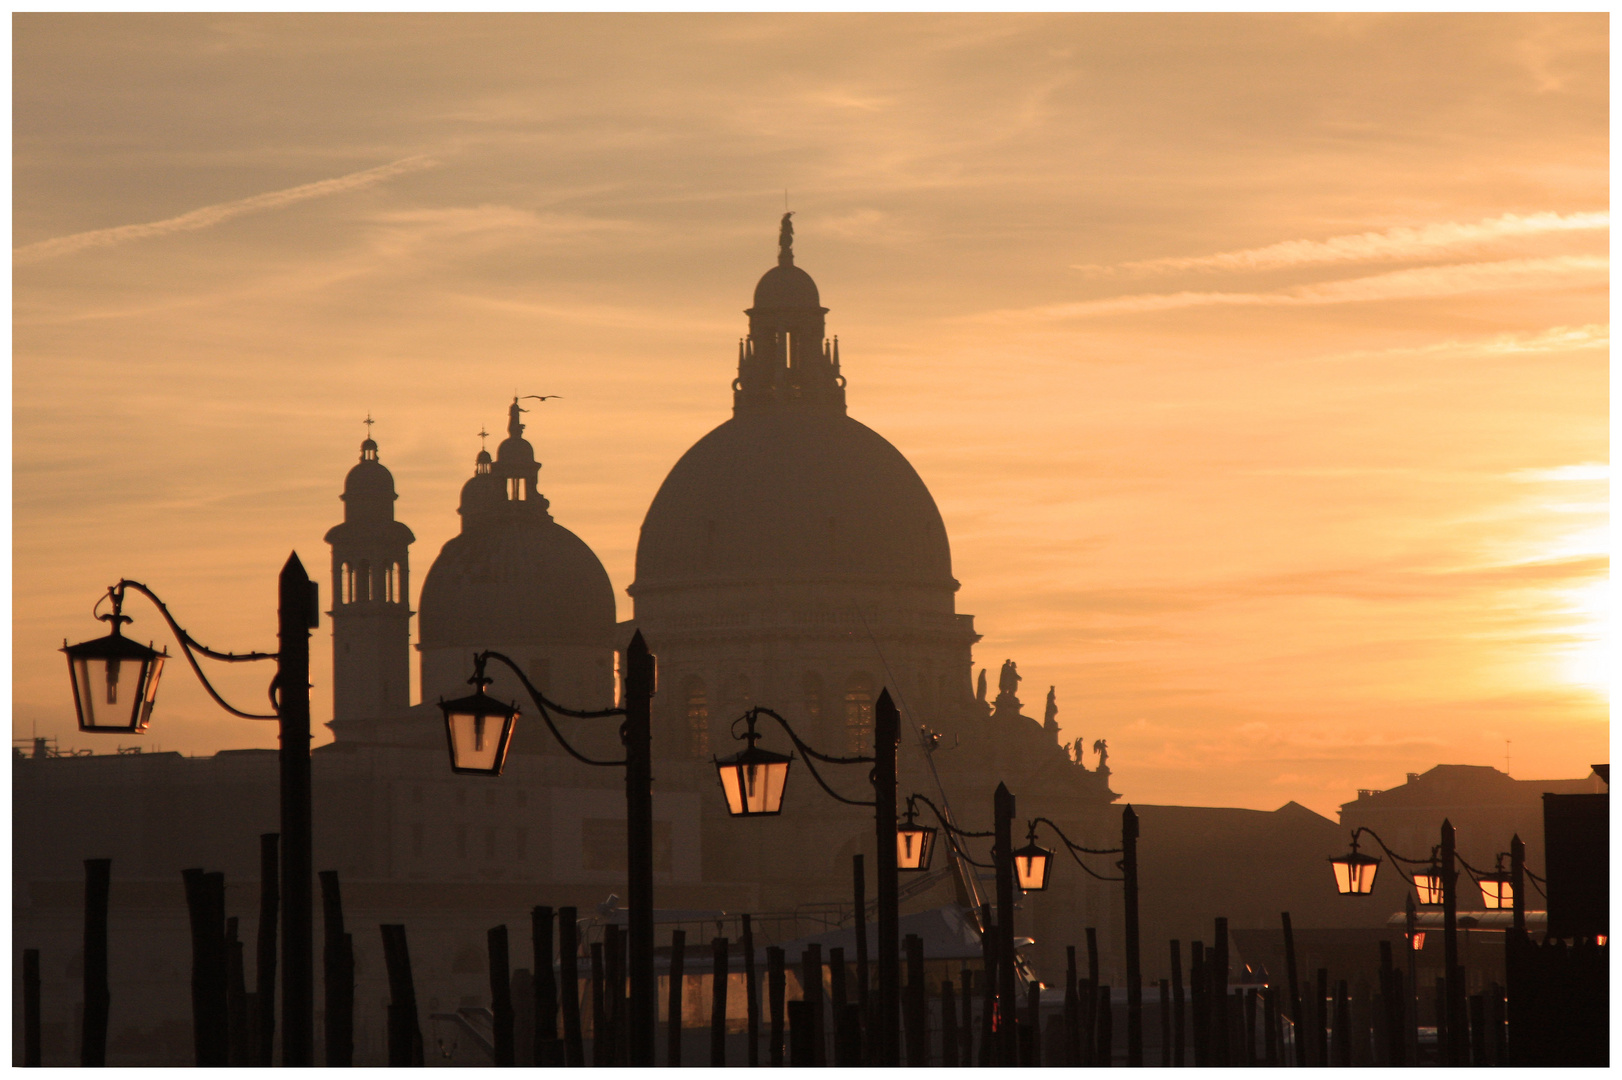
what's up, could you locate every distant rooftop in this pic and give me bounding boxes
[1340,763,1605,816]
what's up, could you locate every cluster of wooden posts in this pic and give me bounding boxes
[18,851,1601,1067]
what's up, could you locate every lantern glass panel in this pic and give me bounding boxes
[896,824,936,871]
[441,695,519,776]
[1409,931,1426,951]
[714,748,792,816]
[1013,843,1052,891]
[1329,851,1380,895]
[63,632,167,733]
[1412,870,1445,906]
[1478,875,1513,910]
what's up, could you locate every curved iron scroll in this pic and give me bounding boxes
[112,580,279,721]
[1346,826,1441,891]
[905,792,997,868]
[1026,816,1125,882]
[730,706,876,809]
[478,651,627,768]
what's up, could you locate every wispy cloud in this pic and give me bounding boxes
[984,255,1608,322]
[14,155,439,265]
[1077,210,1608,276]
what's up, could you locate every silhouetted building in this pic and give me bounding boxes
[1338,763,1605,882]
[18,219,1580,1065]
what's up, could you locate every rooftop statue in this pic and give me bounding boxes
[1093,738,1110,774]
[1043,685,1060,740]
[778,211,794,265]
[998,659,1020,697]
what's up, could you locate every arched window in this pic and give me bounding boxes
[683,676,709,757]
[844,672,875,755]
[802,672,823,724]
[507,477,527,501]
[356,560,372,602]
[341,562,354,604]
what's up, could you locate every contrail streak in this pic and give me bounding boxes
[1075,210,1609,276]
[983,255,1608,322]
[14,155,438,265]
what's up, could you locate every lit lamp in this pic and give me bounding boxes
[896,805,937,871]
[1408,930,1426,951]
[438,665,519,776]
[713,719,793,816]
[1012,837,1054,891]
[1476,866,1514,911]
[1412,865,1445,906]
[1330,841,1381,895]
[62,598,167,734]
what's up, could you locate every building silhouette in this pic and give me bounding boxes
[13,218,1588,1065]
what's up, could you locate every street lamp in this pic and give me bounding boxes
[1011,831,1054,892]
[61,591,168,733]
[1329,837,1382,895]
[894,800,937,872]
[1472,857,1515,911]
[438,662,520,776]
[64,558,320,1065]
[712,722,794,817]
[1412,860,1446,906]
[712,695,903,1067]
[441,634,657,1067]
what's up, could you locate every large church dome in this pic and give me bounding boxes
[633,410,953,592]
[632,214,955,598]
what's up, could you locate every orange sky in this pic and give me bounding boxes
[12,14,1609,816]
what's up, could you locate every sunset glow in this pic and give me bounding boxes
[13,14,1608,815]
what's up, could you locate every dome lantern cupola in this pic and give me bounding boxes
[736,213,846,416]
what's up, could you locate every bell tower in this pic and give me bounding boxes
[324,426,415,721]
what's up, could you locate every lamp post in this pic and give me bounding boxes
[1328,821,1464,1066]
[1021,810,1136,1064]
[710,691,902,1065]
[63,555,319,1065]
[993,783,1017,1065]
[904,792,1130,1065]
[440,633,657,1066]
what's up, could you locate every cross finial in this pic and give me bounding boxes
[478,426,490,451]
[363,414,374,436]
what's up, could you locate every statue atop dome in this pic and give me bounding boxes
[1043,685,1059,740]
[991,658,1024,721]
[778,211,794,267]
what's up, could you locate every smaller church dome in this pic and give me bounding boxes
[497,436,536,466]
[752,264,822,311]
[341,438,397,522]
[458,470,502,520]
